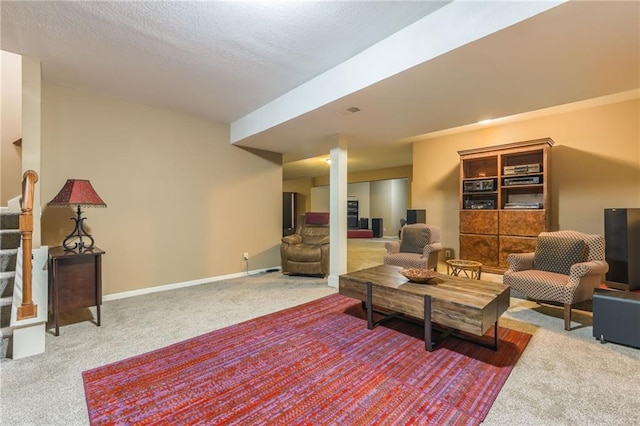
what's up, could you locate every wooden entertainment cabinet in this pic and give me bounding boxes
[458,138,553,273]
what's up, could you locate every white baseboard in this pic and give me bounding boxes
[103,266,282,302]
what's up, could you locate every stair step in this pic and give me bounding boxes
[0,326,12,359]
[0,296,12,329]
[0,271,15,298]
[0,211,20,230]
[0,248,18,273]
[0,210,18,359]
[0,230,21,250]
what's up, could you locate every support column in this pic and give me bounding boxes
[22,55,42,247]
[328,138,348,288]
[10,55,47,358]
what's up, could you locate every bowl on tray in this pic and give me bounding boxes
[399,268,438,284]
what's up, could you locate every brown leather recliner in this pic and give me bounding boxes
[281,212,329,277]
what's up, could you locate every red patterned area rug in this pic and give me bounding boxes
[83,293,531,425]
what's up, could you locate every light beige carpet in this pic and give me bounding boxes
[1,239,638,425]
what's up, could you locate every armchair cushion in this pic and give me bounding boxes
[533,236,586,275]
[399,226,430,255]
[305,212,329,225]
[303,234,329,246]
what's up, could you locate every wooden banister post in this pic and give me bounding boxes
[17,170,38,320]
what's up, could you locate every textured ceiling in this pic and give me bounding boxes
[2,1,639,180]
[1,1,448,122]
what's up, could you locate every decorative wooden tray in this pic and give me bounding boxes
[399,268,438,284]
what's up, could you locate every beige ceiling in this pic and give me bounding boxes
[2,1,638,180]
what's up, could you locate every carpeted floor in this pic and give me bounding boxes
[1,239,639,425]
[83,293,531,425]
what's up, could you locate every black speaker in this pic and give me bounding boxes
[282,192,297,236]
[604,208,640,290]
[372,218,383,238]
[359,218,369,230]
[406,209,426,224]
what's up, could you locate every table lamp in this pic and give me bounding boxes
[47,179,107,251]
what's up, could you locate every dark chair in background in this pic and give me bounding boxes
[398,218,407,238]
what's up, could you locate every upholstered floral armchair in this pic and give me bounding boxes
[383,224,442,270]
[503,230,609,330]
[280,212,329,277]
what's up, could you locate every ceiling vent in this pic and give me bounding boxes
[337,106,361,116]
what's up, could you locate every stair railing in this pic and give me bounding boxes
[17,170,38,320]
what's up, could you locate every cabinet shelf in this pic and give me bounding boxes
[464,176,498,180]
[502,184,544,189]
[347,200,359,229]
[463,191,498,195]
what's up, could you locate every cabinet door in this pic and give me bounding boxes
[460,210,498,235]
[499,236,537,268]
[56,256,98,311]
[499,210,546,236]
[460,234,499,266]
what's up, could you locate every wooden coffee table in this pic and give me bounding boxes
[339,264,510,351]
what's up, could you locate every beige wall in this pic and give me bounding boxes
[40,84,283,295]
[313,164,412,187]
[413,98,640,256]
[283,176,313,215]
[1,51,23,205]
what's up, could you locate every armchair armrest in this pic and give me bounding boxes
[385,241,400,254]
[570,260,609,279]
[282,234,302,245]
[506,252,535,272]
[423,242,443,257]
[318,236,330,245]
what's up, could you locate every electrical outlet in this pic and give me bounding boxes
[445,249,452,259]
[243,252,249,260]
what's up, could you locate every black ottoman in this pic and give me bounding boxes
[592,288,640,349]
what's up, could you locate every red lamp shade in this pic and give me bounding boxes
[48,179,106,208]
[48,179,106,251]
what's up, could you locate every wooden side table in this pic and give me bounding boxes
[48,246,105,336]
[446,259,483,280]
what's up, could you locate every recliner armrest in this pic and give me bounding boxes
[570,260,609,278]
[282,234,302,245]
[385,241,400,254]
[506,252,535,272]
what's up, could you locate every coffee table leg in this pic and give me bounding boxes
[493,321,499,351]
[424,294,433,351]
[366,281,374,330]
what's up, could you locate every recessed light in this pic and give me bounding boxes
[478,119,493,124]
